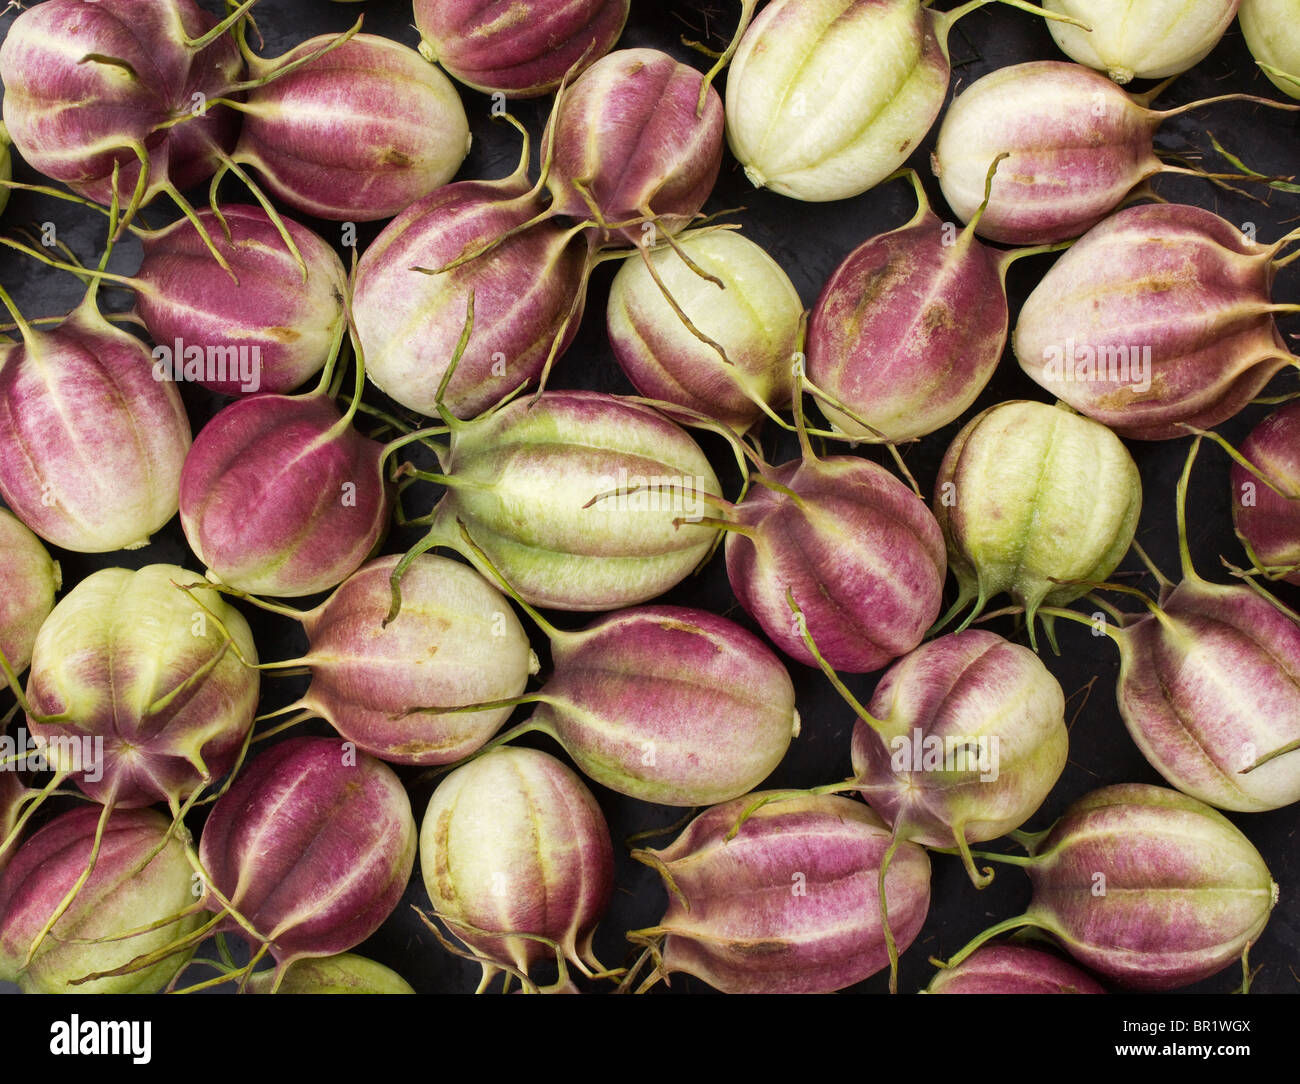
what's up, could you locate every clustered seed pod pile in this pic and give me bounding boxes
[0,0,1296,1004]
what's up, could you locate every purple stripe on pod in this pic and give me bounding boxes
[1230,402,1300,584]
[415,0,629,98]
[925,943,1105,993]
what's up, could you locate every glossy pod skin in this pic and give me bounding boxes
[1014,204,1293,439]
[428,391,723,611]
[234,33,471,221]
[0,807,201,994]
[527,606,800,806]
[925,944,1106,993]
[851,630,1068,852]
[135,205,348,396]
[179,392,393,598]
[726,455,947,673]
[419,748,614,984]
[635,793,931,993]
[0,508,59,676]
[414,0,630,97]
[1043,0,1239,83]
[0,0,242,207]
[806,175,1012,441]
[543,49,724,247]
[933,61,1166,244]
[353,176,588,419]
[933,401,1142,636]
[0,302,193,553]
[24,565,260,807]
[1231,402,1300,582]
[1007,785,1277,990]
[296,555,538,766]
[198,737,417,974]
[607,230,801,432]
[1239,0,1300,99]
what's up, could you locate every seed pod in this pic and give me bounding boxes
[1043,0,1239,83]
[942,784,1279,990]
[543,48,724,247]
[723,0,1085,202]
[414,0,630,98]
[198,737,418,985]
[277,554,538,766]
[925,944,1106,993]
[0,294,193,554]
[607,229,801,432]
[509,605,801,806]
[806,166,1042,442]
[179,389,393,598]
[0,508,59,677]
[0,0,242,208]
[932,60,1298,244]
[633,793,931,993]
[353,174,589,419]
[1240,0,1300,99]
[246,953,415,995]
[1230,403,1300,583]
[412,390,723,612]
[23,565,259,809]
[933,400,1141,643]
[0,806,202,994]
[232,33,471,221]
[725,453,947,673]
[850,630,1068,881]
[1013,203,1298,439]
[419,748,614,989]
[0,122,10,218]
[0,750,28,876]
[134,205,348,396]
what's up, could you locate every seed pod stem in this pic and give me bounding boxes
[935,913,1044,972]
[693,0,759,115]
[23,801,113,966]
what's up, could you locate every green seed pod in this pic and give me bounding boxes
[1239,0,1300,99]
[247,953,415,994]
[0,508,59,676]
[933,400,1142,645]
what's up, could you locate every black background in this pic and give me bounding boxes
[0,0,1298,1001]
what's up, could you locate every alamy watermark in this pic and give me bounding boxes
[588,468,709,523]
[889,728,1000,782]
[152,339,262,394]
[0,728,104,783]
[1041,339,1152,394]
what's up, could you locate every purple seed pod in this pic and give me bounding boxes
[411,390,723,612]
[246,953,416,994]
[277,554,538,766]
[942,784,1279,990]
[631,793,931,993]
[925,943,1106,993]
[353,171,589,418]
[22,564,259,809]
[723,0,1087,203]
[1043,0,1239,83]
[179,389,393,598]
[1230,402,1300,583]
[806,166,1049,442]
[419,747,615,991]
[1014,203,1299,440]
[0,294,193,553]
[1046,439,1300,811]
[414,0,630,98]
[0,806,203,994]
[849,630,1068,884]
[933,400,1141,644]
[606,228,802,432]
[542,48,724,247]
[197,737,417,986]
[932,60,1298,244]
[488,604,800,806]
[134,204,349,396]
[0,0,243,209]
[0,508,60,677]
[722,452,947,674]
[231,33,472,221]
